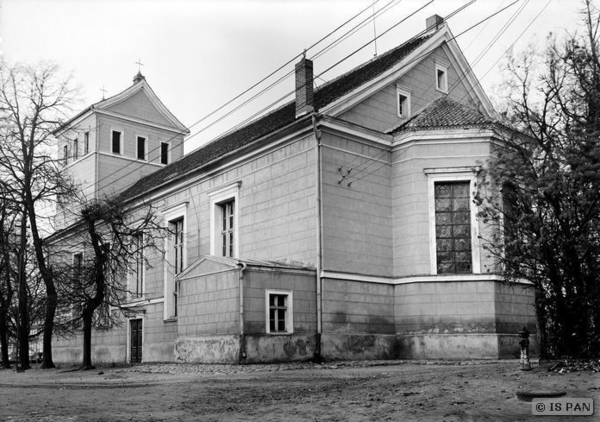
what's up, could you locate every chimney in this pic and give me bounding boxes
[295,56,314,118]
[426,14,444,32]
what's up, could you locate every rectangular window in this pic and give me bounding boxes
[209,182,240,258]
[160,142,169,164]
[266,291,293,334]
[172,218,184,275]
[73,138,78,160]
[84,131,90,155]
[220,200,235,257]
[112,130,122,155]
[435,181,472,274]
[163,203,187,321]
[137,136,146,160]
[435,63,448,93]
[63,145,68,165]
[396,86,411,118]
[132,234,144,298]
[170,218,184,317]
[73,252,83,280]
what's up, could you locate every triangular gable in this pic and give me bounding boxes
[321,24,495,120]
[95,80,189,134]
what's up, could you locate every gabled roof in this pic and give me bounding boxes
[54,74,189,135]
[118,33,432,201]
[390,96,495,134]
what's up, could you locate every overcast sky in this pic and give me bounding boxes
[0,0,584,153]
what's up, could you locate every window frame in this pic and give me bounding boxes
[73,138,79,161]
[84,131,90,155]
[160,141,169,165]
[72,252,83,281]
[435,62,448,93]
[426,169,480,275]
[265,290,293,334]
[136,135,147,161]
[129,233,145,299]
[162,203,187,320]
[209,182,240,258]
[396,85,411,119]
[63,145,68,166]
[111,129,124,155]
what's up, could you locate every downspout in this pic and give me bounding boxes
[93,113,99,199]
[238,261,247,362]
[312,113,323,361]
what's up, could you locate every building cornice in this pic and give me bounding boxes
[95,109,189,135]
[321,271,533,286]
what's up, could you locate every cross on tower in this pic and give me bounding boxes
[136,58,144,72]
[100,85,107,100]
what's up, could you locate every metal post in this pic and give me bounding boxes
[519,327,532,371]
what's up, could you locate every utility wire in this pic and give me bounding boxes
[346,0,526,185]
[348,0,548,187]
[68,0,392,195]
[207,0,437,145]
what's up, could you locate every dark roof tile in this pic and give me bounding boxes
[391,95,494,133]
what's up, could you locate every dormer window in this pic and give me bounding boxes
[435,62,448,93]
[396,86,411,118]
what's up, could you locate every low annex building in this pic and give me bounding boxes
[49,15,536,364]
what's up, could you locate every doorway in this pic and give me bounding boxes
[130,319,143,363]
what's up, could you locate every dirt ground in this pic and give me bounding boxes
[0,360,598,421]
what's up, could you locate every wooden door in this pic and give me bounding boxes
[130,319,143,363]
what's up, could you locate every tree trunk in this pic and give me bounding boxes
[17,210,30,370]
[17,283,30,370]
[0,312,9,369]
[26,197,56,369]
[81,311,94,370]
[40,285,56,369]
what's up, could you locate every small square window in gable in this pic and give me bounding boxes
[396,85,411,119]
[435,62,448,93]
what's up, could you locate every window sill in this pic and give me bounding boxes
[267,331,293,336]
[163,318,178,323]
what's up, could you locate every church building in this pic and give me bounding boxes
[49,15,537,364]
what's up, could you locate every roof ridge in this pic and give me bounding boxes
[117,31,434,201]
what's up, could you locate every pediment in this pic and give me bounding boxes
[321,25,496,120]
[95,80,188,134]
[177,255,240,280]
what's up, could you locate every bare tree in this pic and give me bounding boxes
[478,0,600,358]
[53,198,165,369]
[0,61,78,368]
[0,182,18,369]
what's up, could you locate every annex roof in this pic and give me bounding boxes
[177,255,315,281]
[390,96,495,134]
